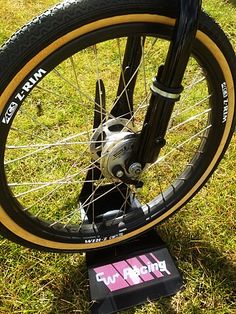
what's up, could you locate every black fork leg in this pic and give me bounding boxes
[129,0,202,165]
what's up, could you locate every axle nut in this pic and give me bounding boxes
[128,163,142,177]
[116,170,124,178]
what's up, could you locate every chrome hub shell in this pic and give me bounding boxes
[90,118,137,179]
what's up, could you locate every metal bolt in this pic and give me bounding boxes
[128,163,142,177]
[116,170,124,178]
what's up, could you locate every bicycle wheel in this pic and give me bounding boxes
[0,0,235,252]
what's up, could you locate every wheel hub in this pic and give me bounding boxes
[90,118,141,180]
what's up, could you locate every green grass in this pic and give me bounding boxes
[0,0,236,313]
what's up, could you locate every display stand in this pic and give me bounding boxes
[86,230,183,314]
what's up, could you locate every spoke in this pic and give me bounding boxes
[36,85,68,100]
[79,176,107,210]
[53,68,95,103]
[5,130,94,164]
[168,108,211,132]
[52,68,115,123]
[141,36,148,104]
[149,125,212,168]
[112,181,132,209]
[50,211,78,228]
[51,178,124,228]
[173,71,206,118]
[123,92,150,130]
[179,75,206,104]
[52,68,113,120]
[19,107,50,133]
[6,135,115,149]
[52,174,106,228]
[107,177,134,212]
[16,170,86,198]
[22,166,91,214]
[20,146,111,217]
[51,201,89,228]
[70,56,80,89]
[78,182,124,226]
[110,183,133,225]
[116,38,133,117]
[110,37,158,117]
[16,149,108,199]
[110,195,130,226]
[142,161,177,196]
[184,75,206,93]
[13,176,97,198]
[10,126,47,142]
[9,180,96,187]
[111,58,142,113]
[6,141,95,149]
[171,94,211,121]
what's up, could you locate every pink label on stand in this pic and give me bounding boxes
[93,252,171,292]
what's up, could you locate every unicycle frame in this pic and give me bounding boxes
[130,0,202,166]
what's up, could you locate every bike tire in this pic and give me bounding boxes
[0,0,235,252]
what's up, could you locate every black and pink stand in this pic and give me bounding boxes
[86,230,183,314]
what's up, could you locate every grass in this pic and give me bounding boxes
[0,0,236,313]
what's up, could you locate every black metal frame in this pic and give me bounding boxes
[129,0,202,166]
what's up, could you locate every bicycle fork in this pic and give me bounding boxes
[79,0,202,220]
[129,0,202,167]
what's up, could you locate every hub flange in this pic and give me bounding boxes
[90,118,141,180]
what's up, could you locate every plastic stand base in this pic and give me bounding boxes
[86,230,183,314]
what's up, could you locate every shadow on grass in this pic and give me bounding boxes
[50,224,235,314]
[229,0,236,6]
[158,221,235,305]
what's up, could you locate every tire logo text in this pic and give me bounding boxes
[2,68,47,125]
